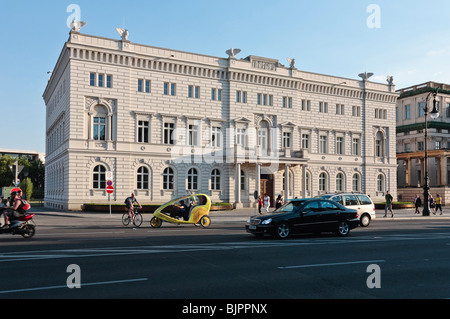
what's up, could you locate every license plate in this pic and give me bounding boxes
[249,225,257,230]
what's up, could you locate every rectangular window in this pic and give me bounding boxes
[319,135,328,154]
[138,79,143,92]
[163,122,175,145]
[211,88,216,101]
[283,132,291,148]
[145,80,150,93]
[90,73,96,86]
[138,120,149,143]
[164,82,176,96]
[352,105,361,117]
[236,91,247,103]
[93,117,106,141]
[236,128,246,147]
[282,97,293,108]
[352,138,361,156]
[107,75,112,88]
[336,104,344,115]
[336,136,344,155]
[405,105,411,119]
[211,127,222,147]
[301,100,311,111]
[302,134,310,150]
[188,85,200,98]
[417,141,424,151]
[319,102,328,113]
[217,89,222,101]
[98,74,104,87]
[188,124,199,146]
[195,86,200,98]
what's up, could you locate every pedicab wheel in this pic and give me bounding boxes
[122,213,131,226]
[199,216,211,228]
[150,216,162,228]
[133,213,143,227]
[21,224,35,239]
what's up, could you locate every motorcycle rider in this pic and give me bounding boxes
[1,188,25,229]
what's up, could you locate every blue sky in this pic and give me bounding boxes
[1,0,450,154]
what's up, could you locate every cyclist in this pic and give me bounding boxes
[124,193,142,221]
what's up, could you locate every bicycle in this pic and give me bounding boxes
[122,207,143,227]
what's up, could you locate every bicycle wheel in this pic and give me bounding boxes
[122,213,131,226]
[133,213,143,227]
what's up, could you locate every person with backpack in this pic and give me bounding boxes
[124,193,142,220]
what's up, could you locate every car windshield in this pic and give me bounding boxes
[273,200,306,213]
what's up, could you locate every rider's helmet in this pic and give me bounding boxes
[10,187,22,196]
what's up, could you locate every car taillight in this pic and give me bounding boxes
[355,213,359,219]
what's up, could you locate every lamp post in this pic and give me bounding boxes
[422,89,440,216]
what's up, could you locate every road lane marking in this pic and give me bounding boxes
[0,278,148,295]
[278,260,386,269]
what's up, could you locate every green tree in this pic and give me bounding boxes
[0,155,15,188]
[19,177,33,200]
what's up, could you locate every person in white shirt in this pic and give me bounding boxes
[263,193,270,214]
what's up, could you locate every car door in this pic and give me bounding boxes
[343,195,360,214]
[293,200,321,233]
[318,200,342,231]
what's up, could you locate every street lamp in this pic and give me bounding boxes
[422,89,440,216]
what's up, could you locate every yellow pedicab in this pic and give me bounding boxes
[150,194,211,228]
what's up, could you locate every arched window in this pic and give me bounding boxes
[377,174,385,192]
[336,173,344,192]
[211,169,221,190]
[352,173,361,192]
[163,167,174,190]
[319,172,327,192]
[93,165,106,189]
[188,168,198,190]
[137,166,149,189]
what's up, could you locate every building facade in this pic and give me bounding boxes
[43,30,398,210]
[396,82,450,203]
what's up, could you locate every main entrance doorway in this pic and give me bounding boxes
[260,174,274,207]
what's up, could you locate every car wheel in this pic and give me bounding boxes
[337,221,350,237]
[360,214,371,227]
[275,222,290,239]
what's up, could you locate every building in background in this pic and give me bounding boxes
[43,28,398,210]
[396,82,450,203]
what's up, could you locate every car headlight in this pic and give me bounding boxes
[261,218,272,225]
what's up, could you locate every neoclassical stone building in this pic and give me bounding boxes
[43,28,398,210]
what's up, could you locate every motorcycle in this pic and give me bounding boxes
[0,205,36,239]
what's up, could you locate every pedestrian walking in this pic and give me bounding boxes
[384,190,394,218]
[275,194,284,209]
[257,195,263,215]
[414,194,422,214]
[429,195,435,215]
[263,193,270,214]
[434,194,443,215]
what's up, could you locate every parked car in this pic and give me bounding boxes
[316,193,375,227]
[245,198,359,239]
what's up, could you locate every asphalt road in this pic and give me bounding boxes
[1,208,450,312]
